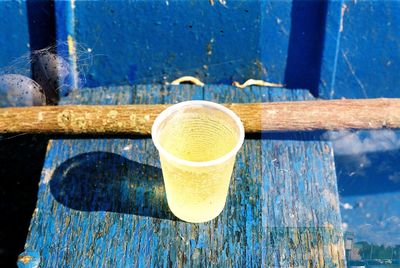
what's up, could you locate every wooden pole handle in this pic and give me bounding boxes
[1,98,399,135]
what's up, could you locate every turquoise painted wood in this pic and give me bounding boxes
[20,85,345,267]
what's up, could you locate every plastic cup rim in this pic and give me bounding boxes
[151,100,245,167]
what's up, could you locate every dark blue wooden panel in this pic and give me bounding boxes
[26,0,56,52]
[55,1,263,87]
[20,85,344,267]
[0,1,30,69]
[319,0,343,99]
[283,0,328,97]
[320,0,400,99]
[54,0,336,97]
[259,0,291,84]
[48,0,400,99]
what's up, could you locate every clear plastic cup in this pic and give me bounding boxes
[151,100,245,223]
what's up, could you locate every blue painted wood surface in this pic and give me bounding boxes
[17,250,41,268]
[21,85,345,267]
[320,0,400,99]
[319,0,343,99]
[53,0,400,99]
[55,1,263,87]
[54,0,79,94]
[0,1,30,70]
[0,0,55,69]
[54,0,330,97]
[2,0,399,99]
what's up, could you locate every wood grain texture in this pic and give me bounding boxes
[261,94,345,267]
[21,85,344,267]
[2,98,400,134]
[207,86,345,267]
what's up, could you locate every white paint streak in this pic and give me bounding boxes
[67,35,79,90]
[276,17,289,36]
[123,144,133,151]
[342,203,353,210]
[322,189,338,208]
[340,4,347,33]
[341,50,368,97]
[218,0,227,7]
[42,168,54,184]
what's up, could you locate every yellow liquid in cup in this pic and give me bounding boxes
[158,107,239,223]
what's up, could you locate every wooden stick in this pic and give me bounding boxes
[0,98,399,135]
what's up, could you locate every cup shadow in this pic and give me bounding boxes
[49,152,177,220]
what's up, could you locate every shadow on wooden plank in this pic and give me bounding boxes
[0,135,47,267]
[49,152,177,221]
[261,130,326,141]
[42,134,154,141]
[284,0,328,97]
[26,0,56,51]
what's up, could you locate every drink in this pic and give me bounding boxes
[159,110,238,162]
[152,101,244,223]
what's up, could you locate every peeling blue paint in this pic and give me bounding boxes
[22,85,344,266]
[17,250,40,268]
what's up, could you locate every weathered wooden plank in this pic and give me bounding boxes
[260,89,345,267]
[21,85,344,267]
[205,87,345,267]
[22,85,202,267]
[204,85,263,267]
